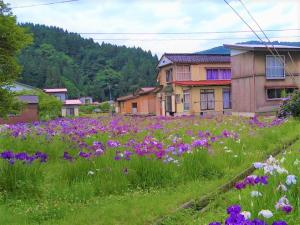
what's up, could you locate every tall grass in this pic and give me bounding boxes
[0,117,299,224]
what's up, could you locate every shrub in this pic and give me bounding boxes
[278,91,300,118]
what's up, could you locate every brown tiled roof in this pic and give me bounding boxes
[164,53,230,64]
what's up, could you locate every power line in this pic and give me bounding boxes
[79,28,300,35]
[223,0,277,57]
[91,35,300,42]
[238,0,297,84]
[11,0,79,9]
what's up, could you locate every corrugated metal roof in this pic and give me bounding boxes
[224,44,300,51]
[44,88,68,93]
[162,53,230,65]
[140,87,156,92]
[116,94,136,101]
[173,80,231,86]
[18,95,38,104]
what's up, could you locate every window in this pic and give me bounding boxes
[183,90,190,111]
[176,65,191,81]
[223,88,231,109]
[266,88,296,99]
[166,69,173,83]
[266,55,285,79]
[131,102,138,113]
[201,89,215,110]
[206,69,231,80]
[66,108,75,116]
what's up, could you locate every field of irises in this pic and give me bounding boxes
[153,121,300,225]
[0,115,299,225]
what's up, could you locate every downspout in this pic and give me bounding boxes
[253,52,256,114]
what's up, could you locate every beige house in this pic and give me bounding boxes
[62,100,81,117]
[156,53,231,116]
[43,88,81,117]
[224,44,300,116]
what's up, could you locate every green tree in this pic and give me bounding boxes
[0,1,32,117]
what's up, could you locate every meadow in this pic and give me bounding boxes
[0,115,299,225]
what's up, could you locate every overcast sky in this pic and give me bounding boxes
[6,0,300,57]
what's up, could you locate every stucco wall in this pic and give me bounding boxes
[173,86,229,115]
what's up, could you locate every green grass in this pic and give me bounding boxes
[0,116,299,225]
[157,132,300,225]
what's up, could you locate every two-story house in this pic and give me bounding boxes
[224,44,300,116]
[156,53,231,116]
[43,88,81,116]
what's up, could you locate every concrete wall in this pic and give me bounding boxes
[0,104,38,124]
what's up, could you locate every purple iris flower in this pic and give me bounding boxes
[259,175,268,185]
[226,205,241,214]
[251,218,268,225]
[78,151,91,158]
[15,152,28,161]
[63,152,73,161]
[209,222,222,225]
[272,221,287,225]
[235,181,246,190]
[0,151,14,160]
[282,205,293,214]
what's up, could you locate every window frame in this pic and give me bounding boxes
[176,65,191,81]
[183,90,190,111]
[265,55,285,79]
[200,89,215,110]
[266,87,296,100]
[222,88,231,109]
[206,68,231,80]
[166,68,173,83]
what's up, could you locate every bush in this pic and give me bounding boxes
[278,91,300,118]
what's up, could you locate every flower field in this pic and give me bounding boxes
[0,115,299,225]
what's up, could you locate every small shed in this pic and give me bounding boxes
[79,96,93,104]
[0,95,39,124]
[62,99,82,117]
[116,86,162,115]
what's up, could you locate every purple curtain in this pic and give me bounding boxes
[220,69,231,80]
[207,69,219,80]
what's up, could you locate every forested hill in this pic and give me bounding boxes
[18,23,159,100]
[197,41,300,54]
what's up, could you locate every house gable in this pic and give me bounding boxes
[157,55,173,68]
